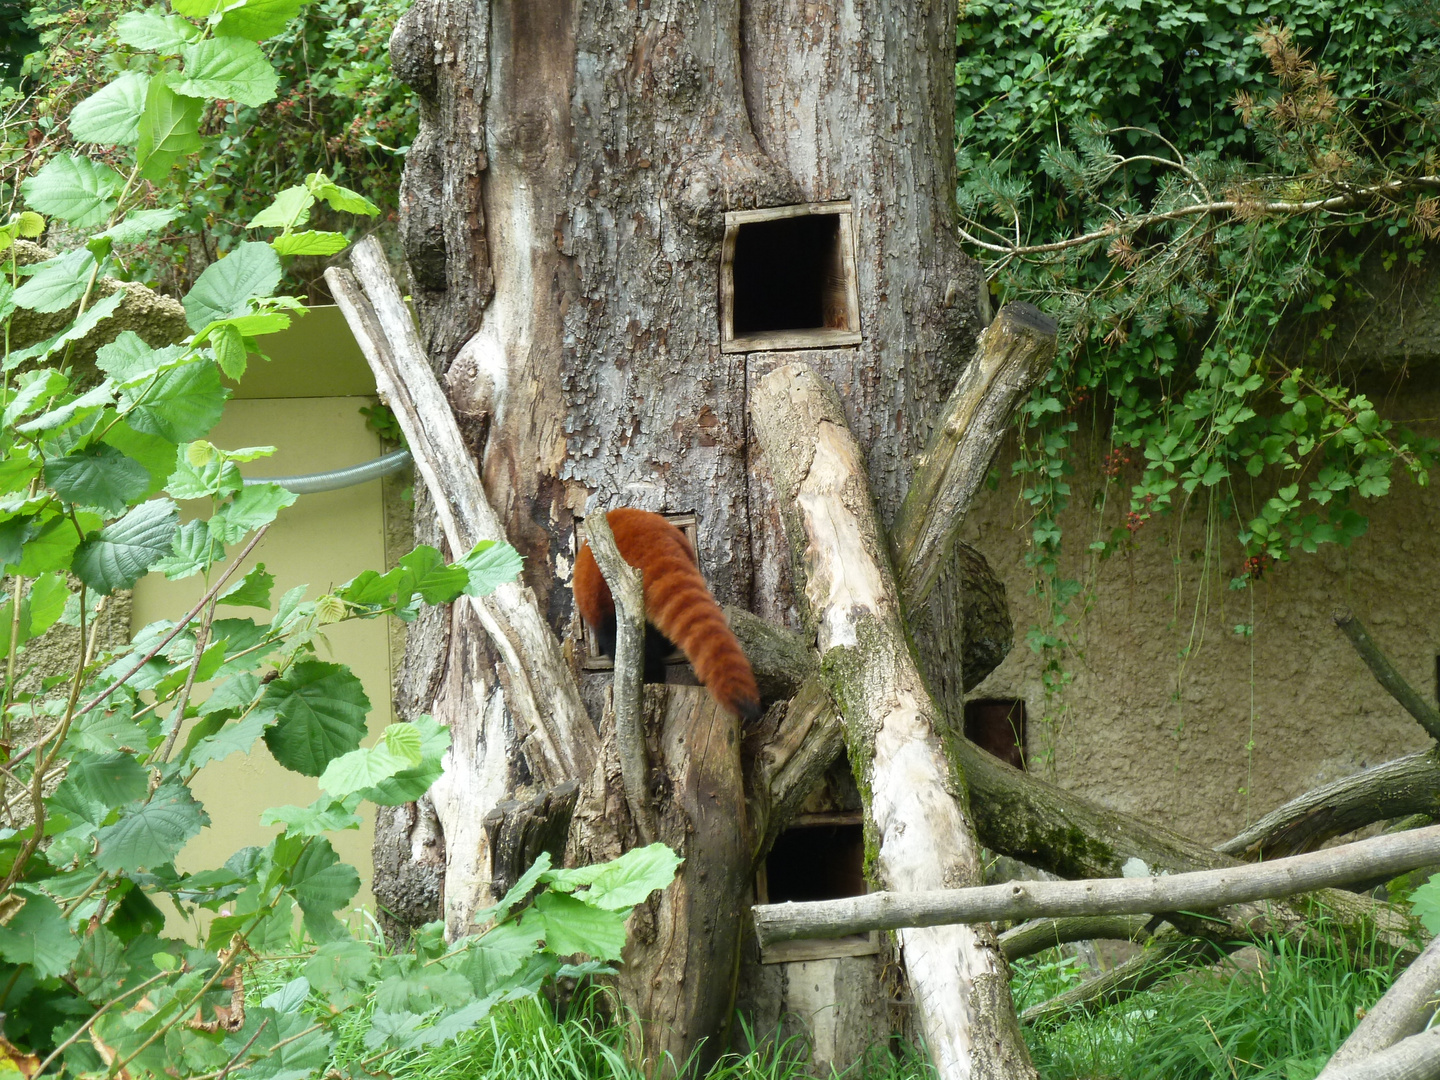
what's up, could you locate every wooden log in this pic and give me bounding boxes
[1218,749,1440,860]
[1320,935,1440,1075]
[891,302,1057,611]
[481,781,580,898]
[582,513,654,844]
[1333,609,1440,741]
[750,363,1035,1080]
[752,824,1440,944]
[1320,1029,1440,1080]
[568,687,748,1078]
[999,915,1154,962]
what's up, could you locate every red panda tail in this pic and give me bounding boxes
[583,509,762,723]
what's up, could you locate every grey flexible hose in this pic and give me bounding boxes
[242,448,412,494]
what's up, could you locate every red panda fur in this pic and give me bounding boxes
[573,509,761,723]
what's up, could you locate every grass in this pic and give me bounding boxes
[1016,932,1407,1080]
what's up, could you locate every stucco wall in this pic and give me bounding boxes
[960,372,1440,846]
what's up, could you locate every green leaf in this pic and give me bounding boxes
[217,0,308,39]
[527,891,627,960]
[12,249,95,313]
[15,378,113,433]
[72,924,130,999]
[72,498,179,593]
[68,751,148,805]
[18,513,94,576]
[376,969,472,1014]
[258,661,371,776]
[218,563,274,607]
[19,156,123,229]
[184,710,271,769]
[541,842,681,910]
[201,671,262,715]
[135,74,205,182]
[4,368,68,425]
[176,38,279,107]
[68,73,149,146]
[6,293,125,370]
[16,212,44,237]
[247,185,314,231]
[167,449,244,500]
[45,445,152,514]
[115,11,200,51]
[460,540,524,597]
[211,323,247,380]
[1411,874,1440,936]
[153,519,221,578]
[258,798,361,835]
[212,483,296,543]
[270,231,349,257]
[100,207,184,245]
[26,571,69,637]
[359,716,449,805]
[0,890,80,979]
[95,783,208,872]
[182,242,282,330]
[457,921,543,995]
[306,173,380,216]
[304,939,373,1010]
[95,331,188,383]
[485,852,551,927]
[122,359,229,442]
[290,837,360,915]
[317,744,411,800]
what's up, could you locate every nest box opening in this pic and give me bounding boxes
[964,698,1027,770]
[574,512,698,672]
[721,201,861,353]
[758,811,878,963]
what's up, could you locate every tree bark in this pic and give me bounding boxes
[1321,935,1440,1075]
[750,364,1035,1080]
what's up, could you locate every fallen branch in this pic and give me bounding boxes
[892,302,1057,610]
[753,824,1440,945]
[582,513,654,843]
[1000,915,1154,962]
[1320,1028,1440,1080]
[1320,935,1440,1076]
[1218,749,1440,860]
[1333,609,1440,741]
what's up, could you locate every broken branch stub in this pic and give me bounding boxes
[749,362,1036,1080]
[752,824,1440,944]
[892,301,1058,610]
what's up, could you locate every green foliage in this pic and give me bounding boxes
[5,0,414,297]
[0,8,683,1080]
[956,0,1440,768]
[1408,871,1440,935]
[1019,933,1405,1079]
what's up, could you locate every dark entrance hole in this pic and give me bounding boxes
[764,821,865,904]
[964,698,1027,770]
[730,213,852,336]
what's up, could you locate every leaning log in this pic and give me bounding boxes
[1320,935,1440,1075]
[752,824,1440,944]
[750,362,1035,1080]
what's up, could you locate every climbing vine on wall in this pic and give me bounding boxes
[955,0,1440,772]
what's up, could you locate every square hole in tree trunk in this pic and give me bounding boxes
[757,812,879,963]
[964,698,1027,770]
[721,201,861,353]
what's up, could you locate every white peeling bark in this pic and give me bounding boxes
[750,363,1034,1080]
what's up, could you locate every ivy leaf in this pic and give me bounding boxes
[176,38,279,107]
[68,72,149,146]
[72,498,179,593]
[94,783,208,873]
[182,242,282,330]
[121,359,229,442]
[247,186,314,231]
[19,155,123,229]
[115,11,200,51]
[258,661,371,776]
[135,74,205,182]
[217,0,308,39]
[45,445,152,514]
[270,231,349,257]
[0,890,80,979]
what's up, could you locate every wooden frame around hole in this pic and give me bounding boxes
[757,811,879,964]
[721,201,863,354]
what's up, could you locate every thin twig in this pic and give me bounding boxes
[32,969,170,1076]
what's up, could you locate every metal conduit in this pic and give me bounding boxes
[241,449,413,495]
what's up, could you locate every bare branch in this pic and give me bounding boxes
[1000,914,1154,962]
[753,824,1440,945]
[583,513,654,843]
[1321,935,1440,1075]
[1321,1028,1440,1080]
[1333,609,1440,741]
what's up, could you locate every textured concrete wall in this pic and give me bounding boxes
[960,372,1440,846]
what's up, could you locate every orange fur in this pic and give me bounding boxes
[574,509,761,723]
